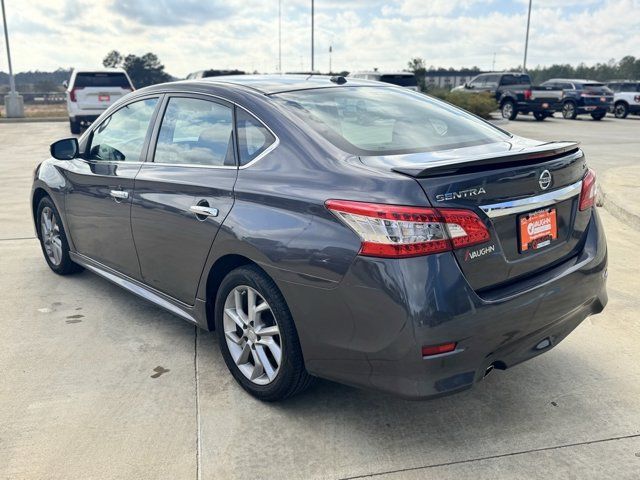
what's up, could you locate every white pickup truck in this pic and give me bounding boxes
[65,68,134,134]
[606,81,640,119]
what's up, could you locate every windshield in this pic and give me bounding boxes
[74,72,132,88]
[379,74,417,87]
[500,74,531,85]
[273,87,508,156]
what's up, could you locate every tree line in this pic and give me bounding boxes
[408,56,640,87]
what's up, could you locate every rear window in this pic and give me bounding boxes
[273,87,508,156]
[580,83,612,93]
[73,72,132,89]
[379,74,417,87]
[500,74,531,85]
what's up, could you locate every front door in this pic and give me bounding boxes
[131,95,238,305]
[63,96,160,279]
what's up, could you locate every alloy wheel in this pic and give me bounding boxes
[502,102,513,119]
[223,285,282,385]
[563,103,575,118]
[40,206,63,266]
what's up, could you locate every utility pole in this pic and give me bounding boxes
[311,0,314,72]
[522,0,532,73]
[492,52,496,71]
[278,0,282,73]
[329,45,332,74]
[1,0,23,117]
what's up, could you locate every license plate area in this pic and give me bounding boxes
[98,94,111,102]
[519,208,557,252]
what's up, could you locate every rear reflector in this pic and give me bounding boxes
[422,342,457,357]
[579,168,597,211]
[325,200,490,258]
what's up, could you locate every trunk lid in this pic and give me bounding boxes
[360,139,590,291]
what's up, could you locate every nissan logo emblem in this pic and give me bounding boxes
[539,170,552,190]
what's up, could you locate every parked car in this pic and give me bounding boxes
[452,72,562,120]
[65,68,134,134]
[606,80,640,118]
[541,79,613,120]
[349,71,419,90]
[32,75,607,401]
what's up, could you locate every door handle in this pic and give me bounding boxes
[189,205,219,218]
[109,189,129,200]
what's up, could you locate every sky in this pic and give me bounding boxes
[2,0,639,78]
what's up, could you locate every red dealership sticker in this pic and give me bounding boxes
[519,208,557,252]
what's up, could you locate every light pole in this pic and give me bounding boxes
[329,45,332,74]
[1,0,23,117]
[522,0,532,73]
[311,0,314,72]
[278,0,282,73]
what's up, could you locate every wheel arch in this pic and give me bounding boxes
[32,187,52,235]
[204,254,267,330]
[614,99,629,107]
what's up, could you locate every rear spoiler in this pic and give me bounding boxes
[391,141,581,178]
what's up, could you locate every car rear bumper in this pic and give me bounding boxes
[279,208,607,399]
[517,100,560,114]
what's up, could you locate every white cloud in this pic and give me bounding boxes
[1,0,638,77]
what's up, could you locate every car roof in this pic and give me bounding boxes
[350,71,415,76]
[170,74,388,95]
[545,78,599,84]
[73,67,127,74]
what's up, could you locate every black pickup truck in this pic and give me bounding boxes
[453,72,563,121]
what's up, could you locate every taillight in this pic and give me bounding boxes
[524,89,532,100]
[579,168,597,211]
[69,87,82,102]
[325,200,490,258]
[422,342,457,357]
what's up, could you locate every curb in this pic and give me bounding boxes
[598,184,640,231]
[0,117,67,123]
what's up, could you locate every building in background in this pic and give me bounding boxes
[423,69,484,89]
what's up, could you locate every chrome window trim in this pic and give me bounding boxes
[480,179,583,218]
[132,89,280,171]
[83,89,280,171]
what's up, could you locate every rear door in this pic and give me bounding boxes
[131,94,239,305]
[63,96,160,278]
[73,72,134,112]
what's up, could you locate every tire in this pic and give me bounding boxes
[36,196,83,275]
[591,112,606,121]
[500,100,517,120]
[214,265,315,401]
[533,112,547,121]
[614,102,629,119]
[70,119,81,134]
[562,101,577,119]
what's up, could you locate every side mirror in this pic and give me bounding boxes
[50,138,79,160]
[62,80,68,88]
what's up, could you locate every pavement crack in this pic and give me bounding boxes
[339,433,640,480]
[0,236,37,241]
[194,326,202,480]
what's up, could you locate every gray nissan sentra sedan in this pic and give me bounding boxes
[31,75,607,401]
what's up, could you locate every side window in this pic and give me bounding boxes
[88,98,158,162]
[154,97,235,167]
[483,75,499,88]
[468,75,484,88]
[236,109,276,166]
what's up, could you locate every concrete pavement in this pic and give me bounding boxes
[1,121,640,480]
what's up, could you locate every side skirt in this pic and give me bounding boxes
[70,252,207,328]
